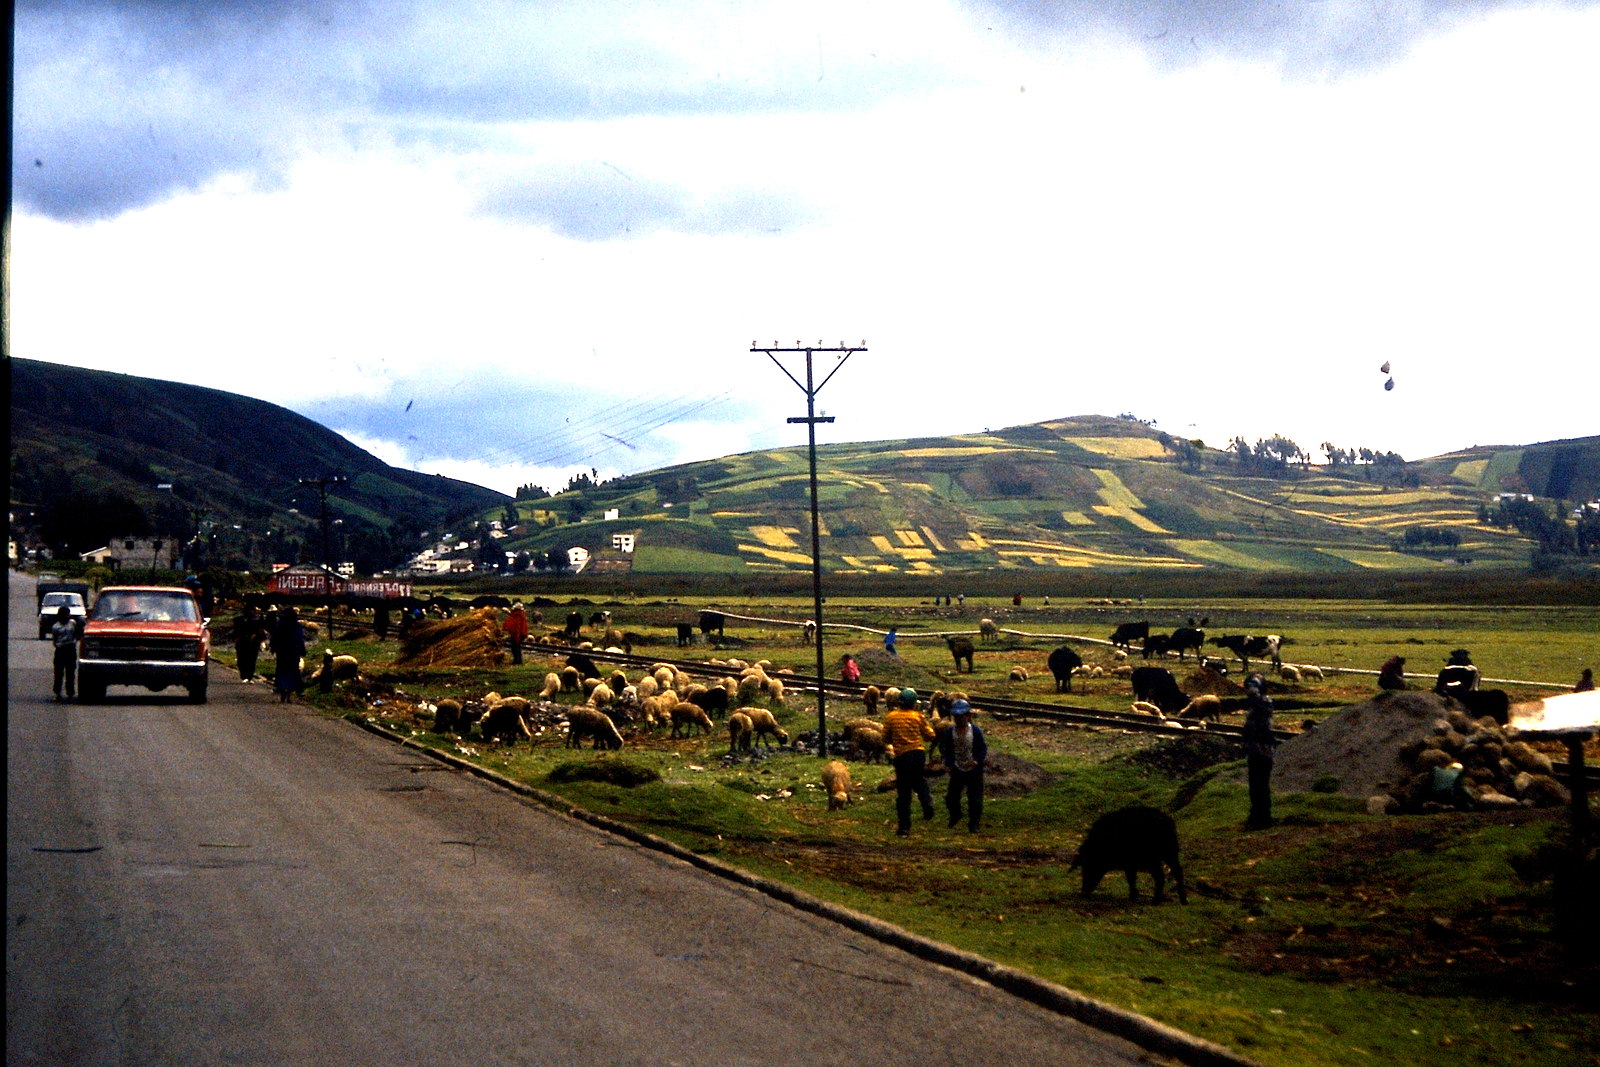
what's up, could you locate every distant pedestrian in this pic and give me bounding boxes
[883,688,936,836]
[234,605,267,682]
[1575,668,1594,693]
[1012,592,1022,607]
[505,602,530,666]
[841,654,861,684]
[937,699,987,832]
[1378,655,1407,690]
[884,627,898,658]
[1242,673,1276,830]
[50,606,80,702]
[271,607,307,704]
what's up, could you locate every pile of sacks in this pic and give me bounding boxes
[1371,705,1572,815]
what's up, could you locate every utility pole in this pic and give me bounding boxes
[298,475,348,639]
[753,340,866,756]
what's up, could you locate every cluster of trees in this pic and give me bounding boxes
[1228,435,1314,475]
[1484,497,1600,556]
[1400,525,1464,549]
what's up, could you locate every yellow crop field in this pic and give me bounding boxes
[1316,547,1450,569]
[869,535,895,553]
[1061,511,1096,526]
[749,525,800,548]
[1093,504,1169,533]
[919,526,949,551]
[1091,468,1145,509]
[737,543,814,565]
[894,529,925,547]
[1172,539,1273,567]
[1452,459,1489,484]
[895,446,1008,458]
[1070,437,1170,459]
[1311,490,1446,507]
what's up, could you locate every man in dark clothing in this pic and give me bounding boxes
[234,605,267,682]
[1377,655,1407,690]
[936,699,987,832]
[1242,673,1276,830]
[50,606,81,701]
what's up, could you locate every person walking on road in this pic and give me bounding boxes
[50,605,81,702]
[883,688,936,836]
[937,698,987,832]
[271,607,307,704]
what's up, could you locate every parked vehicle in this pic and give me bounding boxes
[77,586,211,703]
[37,591,88,639]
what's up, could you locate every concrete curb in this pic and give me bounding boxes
[352,716,1263,1067]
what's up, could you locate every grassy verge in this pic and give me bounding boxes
[228,594,1599,1066]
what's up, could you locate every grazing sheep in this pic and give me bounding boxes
[862,685,881,717]
[1279,665,1302,683]
[582,677,603,698]
[308,654,361,684]
[1071,805,1186,904]
[1111,649,1129,662]
[588,683,615,709]
[1299,665,1325,680]
[850,725,887,762]
[727,711,753,754]
[602,627,628,651]
[636,676,660,700]
[741,706,790,748]
[979,618,999,643]
[767,676,788,706]
[560,665,581,691]
[1110,664,1135,679]
[478,703,532,748]
[608,669,628,693]
[737,672,767,706]
[1130,701,1166,717]
[1176,694,1223,721]
[670,703,714,737]
[539,672,562,699]
[564,706,624,750]
[688,684,730,720]
[1008,666,1029,682]
[802,620,817,643]
[822,760,855,810]
[947,636,976,672]
[432,697,466,733]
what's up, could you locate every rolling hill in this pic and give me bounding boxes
[9,358,507,571]
[497,417,1600,577]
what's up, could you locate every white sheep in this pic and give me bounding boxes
[1299,664,1325,680]
[740,706,790,748]
[979,618,999,642]
[563,706,624,749]
[1279,665,1302,683]
[539,672,562,699]
[1009,666,1029,682]
[670,703,714,738]
[587,683,615,709]
[1130,700,1166,718]
[727,711,753,754]
[1177,694,1223,721]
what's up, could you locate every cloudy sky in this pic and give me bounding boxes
[12,0,1599,496]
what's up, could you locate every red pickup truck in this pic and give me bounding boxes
[77,586,212,703]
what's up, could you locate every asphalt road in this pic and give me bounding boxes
[6,574,1169,1067]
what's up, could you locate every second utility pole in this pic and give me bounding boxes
[754,341,866,755]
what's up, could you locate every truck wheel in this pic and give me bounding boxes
[79,680,106,703]
[189,681,208,704]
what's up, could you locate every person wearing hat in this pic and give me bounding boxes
[504,602,530,666]
[882,687,936,835]
[1433,649,1480,699]
[936,698,987,831]
[1242,673,1276,830]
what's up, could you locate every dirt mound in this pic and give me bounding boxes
[1119,734,1245,779]
[1272,691,1464,797]
[396,609,507,669]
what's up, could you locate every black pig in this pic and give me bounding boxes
[1070,805,1186,904]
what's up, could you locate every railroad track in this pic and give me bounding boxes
[550,646,1600,788]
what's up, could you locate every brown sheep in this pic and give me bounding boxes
[727,711,754,754]
[560,665,581,691]
[1177,694,1223,721]
[432,697,466,733]
[564,706,624,749]
[850,725,887,763]
[670,703,714,738]
[822,760,854,810]
[862,685,881,717]
[740,706,789,748]
[539,672,562,699]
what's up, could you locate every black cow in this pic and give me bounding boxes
[1168,627,1205,660]
[1109,621,1149,649]
[1141,634,1172,660]
[1048,646,1084,692]
[1461,689,1510,725]
[699,610,725,637]
[947,636,975,672]
[563,611,584,640]
[1131,666,1188,715]
[675,623,695,647]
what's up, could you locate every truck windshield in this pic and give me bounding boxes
[90,592,200,623]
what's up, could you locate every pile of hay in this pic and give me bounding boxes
[396,609,507,669]
[1272,691,1572,813]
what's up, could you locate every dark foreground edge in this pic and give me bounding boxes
[354,717,1263,1067]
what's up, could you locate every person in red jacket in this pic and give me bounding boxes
[504,603,530,666]
[840,654,860,684]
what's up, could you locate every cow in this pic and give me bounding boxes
[1210,634,1284,670]
[699,611,725,638]
[1109,621,1149,649]
[1131,666,1188,716]
[589,610,612,628]
[947,636,976,672]
[675,622,695,647]
[1167,627,1205,661]
[563,611,584,640]
[1141,633,1172,660]
[1047,646,1084,692]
